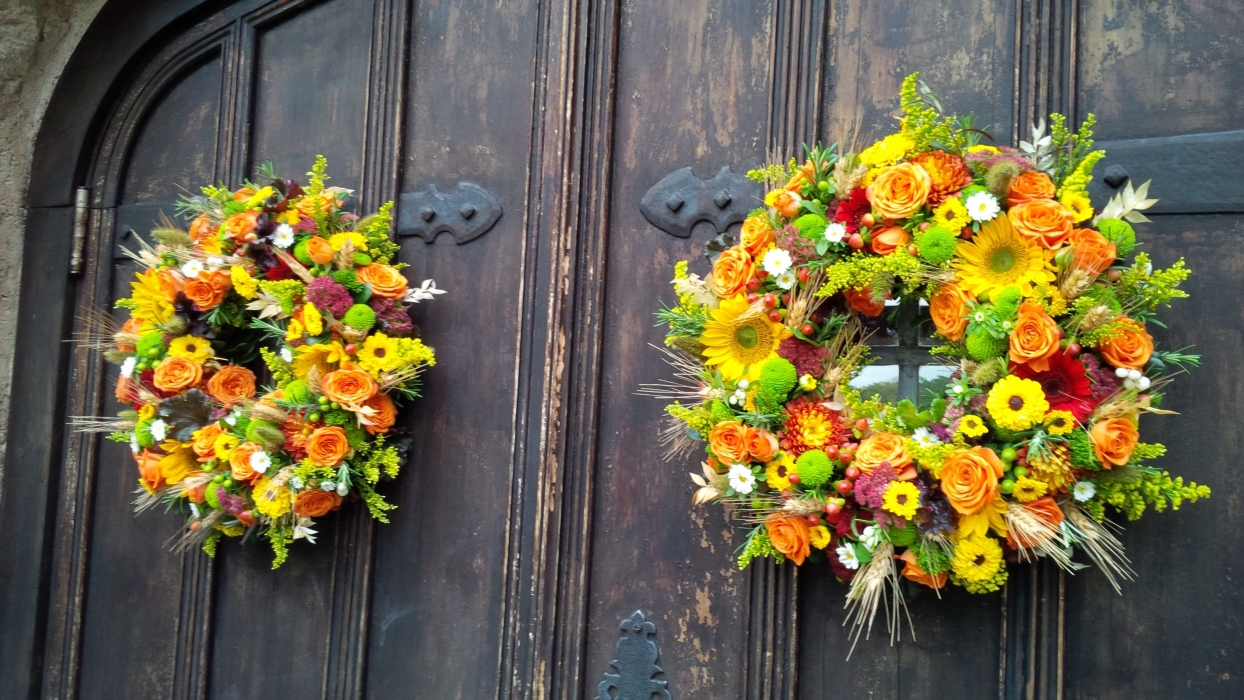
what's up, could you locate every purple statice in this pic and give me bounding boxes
[928,423,953,442]
[853,462,896,509]
[777,336,829,377]
[774,224,817,266]
[306,277,354,318]
[369,297,413,337]
[1081,352,1122,401]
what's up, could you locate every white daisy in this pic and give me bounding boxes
[180,259,205,278]
[824,221,848,243]
[120,356,137,379]
[272,223,296,249]
[279,347,293,363]
[761,248,793,277]
[1072,481,1097,502]
[965,191,1000,222]
[911,426,941,448]
[249,450,271,474]
[836,545,861,570]
[774,269,797,290]
[149,419,168,443]
[726,464,756,495]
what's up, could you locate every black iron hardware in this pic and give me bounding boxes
[595,610,671,700]
[397,182,502,244]
[640,166,761,238]
[1102,164,1129,189]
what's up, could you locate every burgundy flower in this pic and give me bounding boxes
[369,297,413,337]
[833,188,871,234]
[774,223,817,265]
[853,462,896,509]
[1010,352,1097,421]
[1081,353,1123,402]
[306,277,354,318]
[777,337,829,377]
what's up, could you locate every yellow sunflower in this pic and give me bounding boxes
[1043,410,1076,435]
[700,294,791,382]
[933,197,970,230]
[882,481,921,519]
[985,376,1049,431]
[950,534,1004,583]
[952,214,1053,299]
[128,269,175,328]
[764,453,797,491]
[357,333,403,377]
[168,335,214,363]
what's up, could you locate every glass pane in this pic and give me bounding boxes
[850,364,899,405]
[918,364,956,410]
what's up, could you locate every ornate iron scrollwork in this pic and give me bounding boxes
[397,182,502,244]
[595,610,671,700]
[640,166,761,238]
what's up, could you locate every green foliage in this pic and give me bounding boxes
[268,525,292,569]
[795,449,834,489]
[202,530,222,558]
[356,478,398,523]
[136,331,166,358]
[245,420,285,452]
[323,409,354,427]
[666,403,712,439]
[357,201,400,264]
[898,72,967,152]
[737,526,785,569]
[1067,429,1102,470]
[656,300,709,339]
[106,430,132,444]
[915,536,951,575]
[1116,253,1191,316]
[1087,466,1211,521]
[815,250,924,299]
[257,279,307,315]
[356,438,402,483]
[260,347,294,385]
[1131,442,1167,462]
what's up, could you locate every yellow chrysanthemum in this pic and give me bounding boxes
[933,197,970,230]
[1028,443,1074,491]
[1043,410,1076,435]
[252,475,292,519]
[882,481,921,519]
[950,534,1005,583]
[957,496,1009,538]
[302,303,323,336]
[357,333,403,376]
[985,376,1049,431]
[952,214,1053,299]
[286,318,305,341]
[700,294,791,382]
[157,444,197,485]
[858,133,915,168]
[168,335,214,363]
[242,186,275,208]
[230,266,258,299]
[1012,476,1048,503]
[957,414,988,438]
[1059,190,1093,223]
[765,453,797,491]
[329,232,368,252]
[397,337,436,367]
[137,404,157,421]
[216,522,246,537]
[128,269,175,328]
[292,341,348,379]
[213,433,240,460]
[809,525,832,550]
[966,144,1000,156]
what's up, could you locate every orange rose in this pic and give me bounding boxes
[356,263,409,299]
[158,268,185,299]
[784,160,816,192]
[321,369,378,405]
[740,216,775,256]
[898,549,946,589]
[708,421,749,464]
[294,489,343,517]
[135,449,165,492]
[940,446,1004,514]
[1008,301,1061,372]
[1006,497,1066,550]
[306,236,335,265]
[929,283,969,341]
[1098,317,1153,370]
[710,246,755,298]
[192,424,223,461]
[1009,199,1073,249]
[229,442,263,483]
[188,215,216,242]
[115,376,137,404]
[769,190,802,218]
[233,186,256,201]
[765,514,811,565]
[744,427,779,463]
[870,226,911,256]
[363,393,397,435]
[867,163,931,220]
[855,432,915,479]
[153,356,203,393]
[117,318,143,351]
[1006,171,1057,208]
[843,287,885,317]
[184,270,231,311]
[224,210,259,243]
[206,365,256,405]
[306,426,351,466]
[1090,417,1138,468]
[1069,228,1117,275]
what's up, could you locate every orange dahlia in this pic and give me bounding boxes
[780,396,847,457]
[908,150,972,206]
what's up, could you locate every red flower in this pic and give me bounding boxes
[1010,351,1097,422]
[833,188,871,234]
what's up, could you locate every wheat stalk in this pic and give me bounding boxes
[842,541,912,658]
[1065,504,1134,594]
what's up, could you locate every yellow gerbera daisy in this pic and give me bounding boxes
[1043,410,1076,435]
[985,376,1049,431]
[952,214,1053,299]
[357,333,403,376]
[213,433,240,460]
[933,197,970,230]
[128,269,175,328]
[957,414,988,438]
[950,534,1004,583]
[286,318,305,341]
[168,335,214,363]
[1059,190,1093,223]
[158,444,197,485]
[764,453,797,491]
[882,481,921,519]
[700,294,791,382]
[957,496,1009,538]
[1012,476,1048,503]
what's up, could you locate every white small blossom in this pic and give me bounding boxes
[953,385,965,394]
[189,503,201,518]
[727,464,756,495]
[321,480,336,492]
[206,256,225,270]
[974,311,987,322]
[861,524,883,550]
[291,476,304,490]
[405,279,447,303]
[774,269,797,290]
[966,191,1000,222]
[180,259,205,278]
[292,516,318,543]
[149,419,168,443]
[130,433,140,454]
[336,482,349,497]
[279,347,293,363]
[1072,481,1097,502]
[1115,367,1130,378]
[224,412,238,426]
[912,426,942,448]
[120,356,137,379]
[249,450,271,474]
[824,221,848,243]
[761,248,793,277]
[1137,376,1151,391]
[272,223,296,249]
[836,545,861,570]
[737,379,750,390]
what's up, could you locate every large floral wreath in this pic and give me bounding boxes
[87,157,442,567]
[647,75,1210,646]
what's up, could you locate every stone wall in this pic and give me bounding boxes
[0,0,106,471]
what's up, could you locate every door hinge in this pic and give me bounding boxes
[70,187,90,275]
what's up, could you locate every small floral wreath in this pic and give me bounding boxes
[647,74,1211,647]
[87,157,443,567]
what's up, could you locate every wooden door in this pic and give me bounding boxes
[4,0,1241,699]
